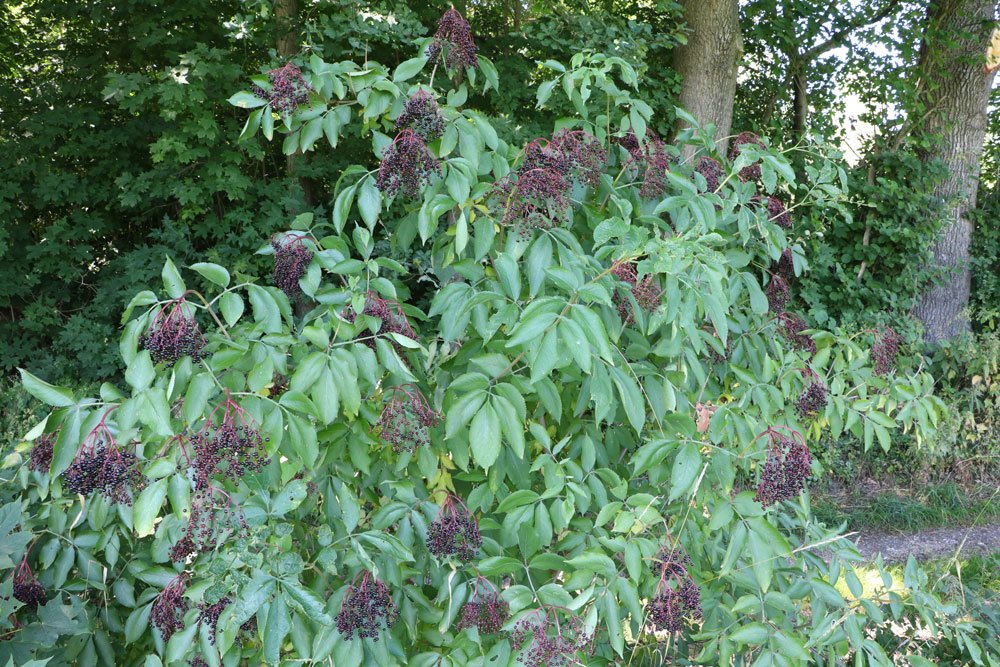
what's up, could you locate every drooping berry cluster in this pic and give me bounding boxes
[191,392,268,486]
[550,129,607,186]
[729,132,765,182]
[251,63,311,116]
[427,494,482,562]
[611,260,661,323]
[753,427,812,507]
[271,234,312,298]
[647,541,702,633]
[511,606,595,667]
[336,571,399,641]
[872,327,901,376]
[12,555,46,610]
[170,485,248,562]
[151,573,189,641]
[375,128,442,198]
[761,195,792,229]
[62,413,145,504]
[198,596,229,643]
[491,167,570,234]
[773,248,795,282]
[766,273,790,313]
[426,7,478,70]
[344,291,417,350]
[457,577,508,634]
[396,89,445,141]
[795,380,828,419]
[694,155,723,192]
[28,432,55,473]
[617,129,673,198]
[141,296,207,366]
[778,312,817,356]
[376,384,440,452]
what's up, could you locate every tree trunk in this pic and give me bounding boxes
[912,0,997,342]
[672,0,743,156]
[274,0,315,207]
[791,58,808,141]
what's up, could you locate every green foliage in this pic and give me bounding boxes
[4,28,975,664]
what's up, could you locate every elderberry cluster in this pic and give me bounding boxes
[695,156,723,192]
[375,128,442,198]
[766,273,790,313]
[427,497,482,562]
[170,487,248,562]
[511,607,594,667]
[28,433,55,472]
[396,89,445,141]
[63,444,144,505]
[192,417,268,485]
[796,381,828,419]
[761,195,792,228]
[611,261,661,323]
[491,167,570,234]
[457,584,508,634]
[344,291,417,349]
[729,132,765,182]
[336,573,399,641]
[13,561,46,610]
[426,7,478,70]
[648,583,702,633]
[252,63,311,116]
[198,597,229,643]
[774,248,795,281]
[550,129,606,186]
[617,129,673,198]
[377,385,440,452]
[872,327,901,376]
[754,430,813,507]
[778,312,817,356]
[142,299,207,366]
[151,575,189,641]
[271,235,312,298]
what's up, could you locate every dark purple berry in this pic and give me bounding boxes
[457,577,508,634]
[766,273,790,313]
[343,291,417,351]
[141,297,207,366]
[760,195,792,228]
[62,415,145,505]
[773,248,795,282]
[12,557,46,610]
[611,261,661,323]
[28,432,55,473]
[271,234,312,299]
[778,312,816,356]
[753,428,812,507]
[396,89,445,141]
[427,494,482,562]
[375,129,442,198]
[192,392,269,486]
[336,572,398,641]
[251,63,311,116]
[616,129,673,198]
[376,384,440,452]
[729,132,765,182]
[872,327,902,376]
[510,606,594,667]
[694,156,723,191]
[491,167,570,234]
[170,485,248,563]
[151,574,189,641]
[795,381,828,419]
[426,8,478,70]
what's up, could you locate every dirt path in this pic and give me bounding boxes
[851,522,1000,562]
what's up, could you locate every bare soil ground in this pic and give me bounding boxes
[853,522,1000,562]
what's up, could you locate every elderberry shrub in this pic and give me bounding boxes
[62,420,145,504]
[729,131,766,182]
[198,596,229,643]
[550,129,606,186]
[13,558,46,610]
[457,578,508,634]
[28,432,55,472]
[511,606,594,667]
[766,273,790,313]
[336,572,398,641]
[872,327,902,376]
[251,63,311,116]
[191,394,269,486]
[773,247,795,282]
[522,138,571,176]
[795,381,828,419]
[396,89,445,141]
[427,494,482,562]
[694,155,723,192]
[376,384,440,452]
[778,312,817,356]
[375,129,442,198]
[616,129,673,198]
[426,7,477,70]
[754,429,813,507]
[647,580,702,633]
[141,297,207,366]
[151,574,189,641]
[271,234,312,298]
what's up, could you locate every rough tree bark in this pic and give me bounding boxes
[672,0,742,156]
[912,0,997,342]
